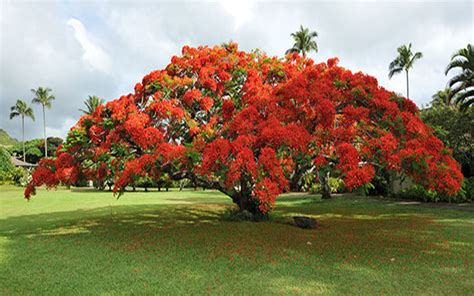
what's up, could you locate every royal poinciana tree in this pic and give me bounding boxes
[25,44,463,216]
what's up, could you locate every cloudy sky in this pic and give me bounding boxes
[1,0,472,140]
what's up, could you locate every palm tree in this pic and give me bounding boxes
[31,87,55,158]
[79,96,104,114]
[9,100,35,162]
[388,43,423,99]
[286,25,318,57]
[445,44,474,111]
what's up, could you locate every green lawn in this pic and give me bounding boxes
[0,186,473,295]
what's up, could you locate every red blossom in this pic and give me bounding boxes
[24,43,463,207]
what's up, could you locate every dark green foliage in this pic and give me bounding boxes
[135,176,153,192]
[0,147,14,172]
[421,105,473,177]
[12,137,63,163]
[368,172,390,196]
[463,177,474,201]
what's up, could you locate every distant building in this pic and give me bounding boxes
[10,157,37,169]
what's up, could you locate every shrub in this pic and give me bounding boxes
[462,177,474,201]
[396,178,473,203]
[0,167,29,186]
[302,173,345,194]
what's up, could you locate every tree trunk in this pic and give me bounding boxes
[232,175,263,216]
[290,164,302,192]
[43,105,47,158]
[406,70,409,99]
[384,171,393,197]
[22,115,25,162]
[319,170,331,199]
[233,194,258,214]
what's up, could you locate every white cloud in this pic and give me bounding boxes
[219,0,255,29]
[46,117,77,138]
[67,18,112,74]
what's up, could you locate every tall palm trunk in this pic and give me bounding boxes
[406,70,409,99]
[22,115,25,162]
[42,105,47,158]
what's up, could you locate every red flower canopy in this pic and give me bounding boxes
[25,44,463,214]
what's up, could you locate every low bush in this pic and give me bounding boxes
[303,175,345,195]
[0,167,30,186]
[395,177,473,203]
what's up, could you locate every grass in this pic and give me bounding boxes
[0,185,473,295]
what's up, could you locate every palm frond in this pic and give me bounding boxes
[285,47,298,55]
[388,66,403,79]
[9,111,19,119]
[445,59,469,75]
[286,25,318,56]
[31,86,55,108]
[460,98,474,111]
[9,99,34,120]
[80,95,104,114]
[25,107,35,120]
[447,73,469,89]
[389,43,422,77]
[454,88,474,110]
[412,51,423,61]
[388,57,403,79]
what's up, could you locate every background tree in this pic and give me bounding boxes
[12,137,63,164]
[388,43,423,99]
[79,96,105,115]
[445,44,474,111]
[431,88,454,107]
[421,102,473,177]
[9,100,34,162]
[286,25,318,57]
[31,87,55,158]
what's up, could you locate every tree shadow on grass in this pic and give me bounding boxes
[0,202,473,295]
